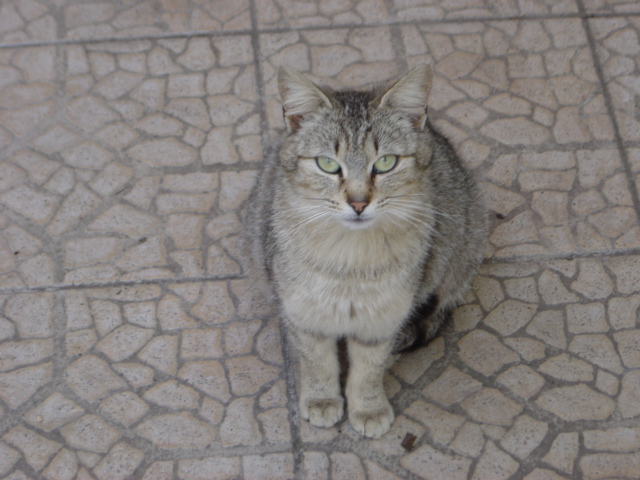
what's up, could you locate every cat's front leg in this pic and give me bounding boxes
[346,337,395,438]
[288,328,343,427]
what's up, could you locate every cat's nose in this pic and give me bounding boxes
[350,201,368,214]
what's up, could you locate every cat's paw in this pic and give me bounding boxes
[301,397,344,428]
[349,403,394,439]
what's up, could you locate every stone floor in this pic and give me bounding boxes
[1,0,640,479]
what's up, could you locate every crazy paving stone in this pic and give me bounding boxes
[536,384,615,421]
[3,425,62,472]
[401,444,472,480]
[23,392,84,432]
[136,413,214,450]
[471,441,519,480]
[59,415,121,454]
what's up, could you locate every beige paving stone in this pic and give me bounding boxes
[41,447,78,480]
[580,452,640,480]
[93,443,143,480]
[242,453,294,480]
[190,282,235,324]
[606,256,640,295]
[3,425,62,472]
[405,399,465,446]
[458,330,519,376]
[181,328,223,359]
[96,324,154,362]
[259,380,287,410]
[473,276,504,311]
[137,335,179,375]
[500,415,548,460]
[595,369,619,396]
[65,329,97,356]
[178,360,231,403]
[0,363,52,409]
[0,442,20,475]
[112,362,154,388]
[423,366,482,406]
[461,388,523,426]
[199,397,225,426]
[156,294,195,330]
[220,397,262,447]
[614,330,640,367]
[0,339,52,372]
[60,415,121,454]
[63,237,120,269]
[258,407,291,443]
[178,457,241,480]
[484,300,537,336]
[88,204,159,239]
[401,444,472,480]
[569,334,623,374]
[137,413,214,449]
[123,301,156,328]
[524,469,570,480]
[24,393,84,432]
[503,337,546,362]
[526,310,567,349]
[452,304,484,331]
[223,320,261,356]
[496,365,545,400]
[539,353,594,382]
[329,452,365,479]
[584,427,640,453]
[471,441,519,480]
[536,384,614,421]
[542,432,578,475]
[141,461,173,480]
[566,303,609,333]
[144,380,199,409]
[302,451,329,480]
[368,415,423,456]
[227,355,280,396]
[65,355,126,402]
[91,300,121,337]
[0,185,58,226]
[98,392,148,427]
[619,370,640,418]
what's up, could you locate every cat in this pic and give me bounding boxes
[245,64,488,438]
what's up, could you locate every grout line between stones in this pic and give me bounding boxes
[577,0,640,223]
[248,1,305,476]
[3,11,640,50]
[2,245,640,296]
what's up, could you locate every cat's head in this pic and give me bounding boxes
[276,65,435,232]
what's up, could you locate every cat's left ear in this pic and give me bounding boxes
[278,66,333,132]
[378,64,433,131]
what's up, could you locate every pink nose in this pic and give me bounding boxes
[350,201,368,214]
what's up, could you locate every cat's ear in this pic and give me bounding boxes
[278,66,333,132]
[378,64,433,130]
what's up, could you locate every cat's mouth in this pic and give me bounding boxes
[342,216,374,230]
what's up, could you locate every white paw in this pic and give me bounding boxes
[349,403,394,439]
[301,397,344,428]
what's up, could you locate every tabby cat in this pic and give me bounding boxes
[246,64,488,438]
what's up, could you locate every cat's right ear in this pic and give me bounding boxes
[378,64,433,131]
[278,66,332,132]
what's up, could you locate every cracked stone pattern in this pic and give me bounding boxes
[1,2,640,480]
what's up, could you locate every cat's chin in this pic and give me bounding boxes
[341,217,376,230]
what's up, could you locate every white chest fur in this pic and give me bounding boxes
[274,223,427,342]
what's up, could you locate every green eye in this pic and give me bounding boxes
[316,156,341,174]
[373,154,398,174]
